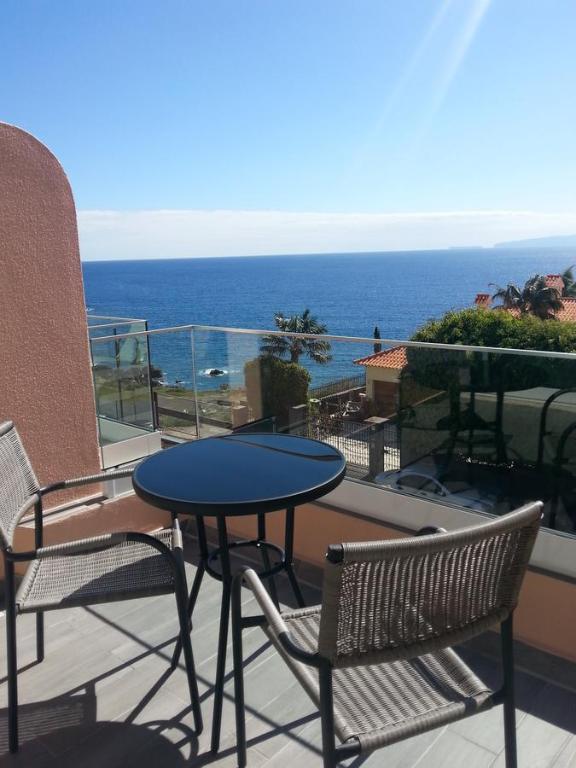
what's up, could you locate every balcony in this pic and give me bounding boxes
[3,121,575,766]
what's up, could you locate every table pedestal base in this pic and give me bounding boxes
[172,506,305,753]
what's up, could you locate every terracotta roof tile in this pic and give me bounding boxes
[354,346,408,369]
[556,297,576,321]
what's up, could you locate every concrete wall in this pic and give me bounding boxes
[0,123,101,499]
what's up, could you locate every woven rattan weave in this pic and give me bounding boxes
[16,529,176,612]
[317,506,540,668]
[0,422,40,549]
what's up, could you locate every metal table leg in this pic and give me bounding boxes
[171,515,207,668]
[257,512,280,609]
[284,506,306,607]
[211,515,233,753]
[173,507,307,752]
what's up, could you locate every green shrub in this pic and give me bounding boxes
[412,308,576,352]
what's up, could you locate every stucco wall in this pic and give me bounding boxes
[365,366,400,398]
[0,123,101,497]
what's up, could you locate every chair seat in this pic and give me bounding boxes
[16,529,176,613]
[268,605,495,754]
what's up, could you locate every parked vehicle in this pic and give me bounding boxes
[374,468,495,512]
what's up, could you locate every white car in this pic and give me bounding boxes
[374,469,495,512]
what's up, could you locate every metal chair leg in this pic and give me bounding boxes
[36,612,44,663]
[319,661,337,768]
[34,499,45,664]
[5,559,19,753]
[232,575,247,768]
[211,517,233,754]
[174,571,203,734]
[502,614,518,768]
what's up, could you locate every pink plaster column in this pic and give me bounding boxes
[0,123,101,494]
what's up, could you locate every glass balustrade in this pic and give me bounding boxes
[87,318,576,536]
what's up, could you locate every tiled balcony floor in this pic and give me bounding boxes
[1,538,576,768]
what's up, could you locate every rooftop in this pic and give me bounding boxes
[2,537,576,768]
[354,346,408,369]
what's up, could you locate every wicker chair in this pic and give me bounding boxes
[232,501,542,768]
[0,421,202,753]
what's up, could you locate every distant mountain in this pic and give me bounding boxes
[495,234,576,249]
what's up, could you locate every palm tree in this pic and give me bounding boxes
[561,265,576,297]
[491,282,522,311]
[491,274,563,320]
[521,275,564,319]
[260,309,332,364]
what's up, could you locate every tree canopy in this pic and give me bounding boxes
[408,308,576,393]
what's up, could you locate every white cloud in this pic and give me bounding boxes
[77,209,576,261]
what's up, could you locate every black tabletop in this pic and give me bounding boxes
[132,432,347,517]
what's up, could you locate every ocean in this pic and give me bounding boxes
[83,247,576,388]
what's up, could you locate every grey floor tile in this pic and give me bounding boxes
[411,730,496,767]
[554,736,576,768]
[491,683,576,768]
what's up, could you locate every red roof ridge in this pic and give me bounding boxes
[354,345,408,369]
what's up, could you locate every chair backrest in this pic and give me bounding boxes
[0,421,40,550]
[317,502,541,668]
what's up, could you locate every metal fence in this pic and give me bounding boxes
[307,417,399,474]
[309,375,365,401]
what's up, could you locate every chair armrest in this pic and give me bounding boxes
[234,566,290,637]
[35,532,130,557]
[40,467,135,496]
[171,518,183,550]
[232,566,321,666]
[31,528,175,561]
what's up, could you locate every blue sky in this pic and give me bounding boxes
[2,1,576,257]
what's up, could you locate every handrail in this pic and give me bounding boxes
[88,321,147,331]
[87,314,146,322]
[87,322,576,360]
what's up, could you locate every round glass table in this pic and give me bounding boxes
[132,432,346,752]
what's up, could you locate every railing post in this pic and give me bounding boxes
[368,419,386,479]
[289,403,309,436]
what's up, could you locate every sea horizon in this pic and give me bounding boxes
[83,246,576,389]
[80,242,576,264]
